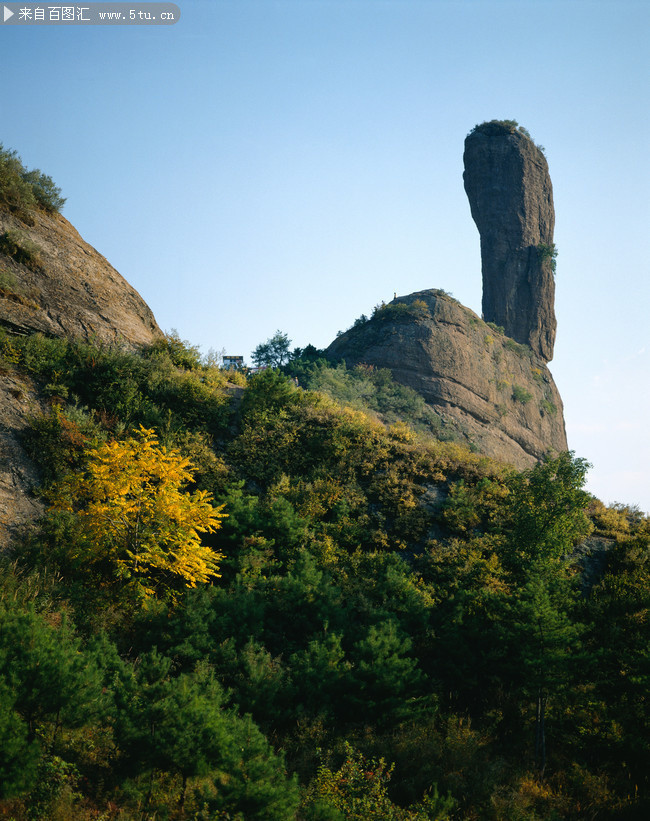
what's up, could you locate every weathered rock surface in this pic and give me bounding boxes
[0,203,163,549]
[0,208,162,347]
[0,371,45,549]
[463,121,556,362]
[326,290,567,469]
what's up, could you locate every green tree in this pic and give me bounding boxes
[20,168,66,212]
[583,530,650,805]
[497,453,592,774]
[0,680,40,798]
[114,652,299,818]
[0,144,36,219]
[0,143,65,218]
[501,451,592,576]
[348,620,425,727]
[252,329,292,368]
[0,601,103,748]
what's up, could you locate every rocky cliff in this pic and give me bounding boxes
[326,290,567,469]
[463,121,556,362]
[0,207,161,346]
[0,372,46,548]
[0,198,162,548]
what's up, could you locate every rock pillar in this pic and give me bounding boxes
[463,121,556,361]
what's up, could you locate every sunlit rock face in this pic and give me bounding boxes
[326,289,567,469]
[463,121,557,362]
[0,207,161,346]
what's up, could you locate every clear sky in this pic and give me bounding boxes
[1,0,648,512]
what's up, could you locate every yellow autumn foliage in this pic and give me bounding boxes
[48,427,226,598]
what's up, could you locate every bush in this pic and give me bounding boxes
[146,329,202,370]
[512,384,533,403]
[468,121,547,154]
[0,145,36,221]
[537,242,558,275]
[486,321,504,335]
[284,359,460,442]
[372,300,430,323]
[20,169,66,213]
[540,398,557,416]
[301,742,454,820]
[0,268,20,293]
[0,144,65,219]
[504,337,530,357]
[0,230,42,269]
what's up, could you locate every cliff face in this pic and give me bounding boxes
[0,208,161,346]
[326,290,567,469]
[0,372,45,548]
[0,203,163,548]
[463,121,556,362]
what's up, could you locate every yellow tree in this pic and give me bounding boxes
[49,427,226,599]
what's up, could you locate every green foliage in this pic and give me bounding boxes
[0,229,42,268]
[0,144,65,219]
[504,338,531,357]
[468,120,546,153]
[114,653,299,818]
[252,329,292,368]
[0,145,37,219]
[486,321,505,334]
[0,681,40,799]
[285,359,462,442]
[5,332,234,439]
[540,398,557,416]
[371,299,430,323]
[348,620,425,727]
[24,404,101,485]
[503,452,592,570]
[302,743,455,820]
[0,267,19,292]
[511,383,533,403]
[1,328,647,819]
[25,755,81,820]
[0,601,104,744]
[20,169,66,213]
[148,329,202,370]
[538,242,558,274]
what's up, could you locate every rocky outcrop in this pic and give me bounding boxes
[0,202,163,549]
[0,371,45,549]
[0,208,162,347]
[463,121,556,362]
[326,290,567,469]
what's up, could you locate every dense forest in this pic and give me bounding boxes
[0,329,648,820]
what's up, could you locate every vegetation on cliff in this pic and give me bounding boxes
[0,328,648,820]
[0,144,65,221]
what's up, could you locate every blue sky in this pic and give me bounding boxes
[1,0,649,512]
